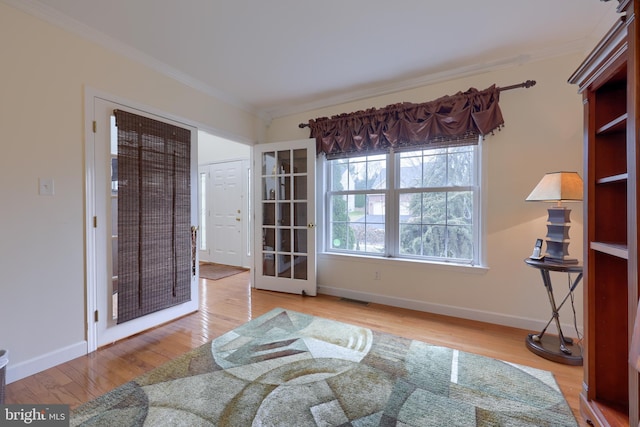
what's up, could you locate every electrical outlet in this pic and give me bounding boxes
[374,271,380,280]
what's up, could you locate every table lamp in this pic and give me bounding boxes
[526,171,583,263]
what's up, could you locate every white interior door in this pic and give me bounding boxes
[198,161,248,266]
[88,95,199,350]
[253,139,316,295]
[211,161,244,266]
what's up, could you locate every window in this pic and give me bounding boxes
[327,154,387,253]
[325,142,480,265]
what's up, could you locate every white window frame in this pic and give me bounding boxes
[322,139,483,266]
[324,153,388,255]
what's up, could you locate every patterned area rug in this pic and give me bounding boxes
[71,308,577,426]
[199,262,248,281]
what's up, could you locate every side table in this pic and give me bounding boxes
[524,258,583,365]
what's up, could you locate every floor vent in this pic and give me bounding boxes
[339,297,369,306]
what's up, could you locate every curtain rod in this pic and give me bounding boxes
[297,80,536,128]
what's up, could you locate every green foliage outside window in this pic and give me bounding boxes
[330,162,355,250]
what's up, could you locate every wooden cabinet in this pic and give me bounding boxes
[568,1,639,425]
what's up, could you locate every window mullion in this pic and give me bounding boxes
[387,149,396,258]
[473,140,482,265]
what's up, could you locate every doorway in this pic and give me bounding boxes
[199,160,249,267]
[197,131,251,268]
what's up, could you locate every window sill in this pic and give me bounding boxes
[318,252,489,274]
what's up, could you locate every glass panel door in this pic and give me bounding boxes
[254,139,316,295]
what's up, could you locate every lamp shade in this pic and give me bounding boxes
[526,171,583,202]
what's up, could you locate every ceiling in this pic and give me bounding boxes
[7,0,620,119]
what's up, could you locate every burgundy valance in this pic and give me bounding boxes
[307,85,504,156]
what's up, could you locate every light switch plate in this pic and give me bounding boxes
[39,177,54,196]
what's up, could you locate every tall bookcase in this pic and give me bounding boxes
[568,0,638,426]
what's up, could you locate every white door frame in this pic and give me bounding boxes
[84,87,200,352]
[199,159,250,267]
[198,165,212,263]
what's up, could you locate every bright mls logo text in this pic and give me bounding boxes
[2,405,69,426]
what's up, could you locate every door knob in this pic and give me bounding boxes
[307,223,315,228]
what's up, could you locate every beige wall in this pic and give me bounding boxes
[198,131,251,165]
[0,3,261,381]
[266,53,586,334]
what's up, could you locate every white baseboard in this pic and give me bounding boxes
[317,285,583,339]
[5,341,87,384]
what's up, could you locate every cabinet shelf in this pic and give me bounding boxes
[596,173,628,184]
[596,113,627,134]
[590,241,629,259]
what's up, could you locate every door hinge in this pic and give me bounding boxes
[93,216,97,228]
[92,120,97,133]
[94,310,99,322]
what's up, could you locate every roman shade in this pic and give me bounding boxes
[115,110,192,324]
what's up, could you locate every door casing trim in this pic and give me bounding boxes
[84,87,200,352]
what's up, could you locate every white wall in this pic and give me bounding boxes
[0,3,261,382]
[266,53,586,335]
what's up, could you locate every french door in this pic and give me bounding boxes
[253,139,316,295]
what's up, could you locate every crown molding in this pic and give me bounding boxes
[264,45,584,120]
[263,25,620,121]
[2,0,257,116]
[263,2,620,121]
[262,54,529,121]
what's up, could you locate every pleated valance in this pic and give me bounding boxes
[307,85,504,157]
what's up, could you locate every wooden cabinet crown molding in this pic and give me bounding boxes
[568,16,627,92]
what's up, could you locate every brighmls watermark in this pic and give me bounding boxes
[1,405,69,426]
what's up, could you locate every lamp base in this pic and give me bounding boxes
[525,333,582,365]
[544,207,578,264]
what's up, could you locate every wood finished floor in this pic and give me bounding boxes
[5,271,586,425]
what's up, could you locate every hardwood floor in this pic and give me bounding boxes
[5,272,586,425]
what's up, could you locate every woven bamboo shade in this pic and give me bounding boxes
[115,110,192,324]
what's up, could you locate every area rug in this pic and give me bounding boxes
[199,262,248,281]
[71,308,577,426]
